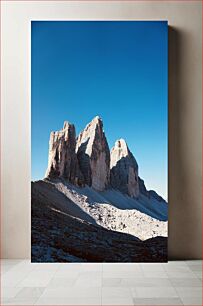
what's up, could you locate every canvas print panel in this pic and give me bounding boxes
[31,21,168,262]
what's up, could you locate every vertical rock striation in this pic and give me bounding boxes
[110,139,139,198]
[45,121,83,186]
[45,117,145,198]
[76,116,110,191]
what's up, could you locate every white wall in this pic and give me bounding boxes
[1,1,202,259]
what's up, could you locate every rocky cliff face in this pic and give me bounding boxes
[138,177,149,197]
[45,116,111,191]
[45,122,83,186]
[138,177,166,203]
[34,117,167,262]
[44,116,165,202]
[76,116,110,191]
[110,139,139,198]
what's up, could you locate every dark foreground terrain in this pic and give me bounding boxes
[31,181,167,262]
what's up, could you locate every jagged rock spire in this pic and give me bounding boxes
[76,116,110,191]
[45,121,83,186]
[45,117,142,197]
[110,139,139,198]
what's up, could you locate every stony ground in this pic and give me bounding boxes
[31,180,167,262]
[34,179,167,240]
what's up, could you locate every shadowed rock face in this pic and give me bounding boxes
[110,139,139,198]
[45,122,84,186]
[138,177,167,203]
[76,116,110,191]
[138,176,149,197]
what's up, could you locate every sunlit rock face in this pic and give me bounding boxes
[76,116,110,191]
[44,116,161,200]
[110,139,139,198]
[45,121,84,186]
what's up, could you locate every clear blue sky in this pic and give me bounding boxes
[32,21,168,199]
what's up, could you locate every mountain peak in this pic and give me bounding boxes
[92,115,102,122]
[113,139,129,157]
[110,139,139,198]
[63,121,73,130]
[76,116,110,191]
[45,123,84,185]
[88,116,103,130]
[116,138,127,147]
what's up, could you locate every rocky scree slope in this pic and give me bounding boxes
[32,180,167,262]
[32,116,167,261]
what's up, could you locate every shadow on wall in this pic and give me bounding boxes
[168,26,202,259]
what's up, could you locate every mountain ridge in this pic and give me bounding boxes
[31,116,167,262]
[45,116,167,202]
